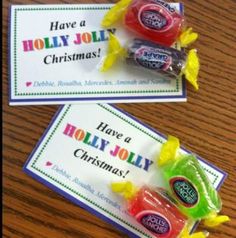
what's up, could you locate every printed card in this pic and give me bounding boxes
[24,104,227,238]
[9,4,186,105]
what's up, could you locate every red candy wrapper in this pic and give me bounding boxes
[102,0,198,47]
[111,182,190,238]
[128,186,187,238]
[125,0,183,46]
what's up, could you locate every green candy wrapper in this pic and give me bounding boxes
[161,154,221,219]
[157,136,229,225]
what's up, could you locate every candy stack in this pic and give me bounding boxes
[111,136,230,238]
[100,0,200,90]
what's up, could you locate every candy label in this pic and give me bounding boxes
[140,10,167,30]
[135,47,172,71]
[138,4,174,32]
[170,177,199,207]
[136,211,171,235]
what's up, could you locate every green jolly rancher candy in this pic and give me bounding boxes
[158,136,221,220]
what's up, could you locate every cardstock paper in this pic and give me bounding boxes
[9,4,186,105]
[24,104,227,238]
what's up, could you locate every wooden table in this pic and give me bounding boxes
[3,0,236,237]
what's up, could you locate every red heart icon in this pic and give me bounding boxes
[46,161,53,166]
[26,82,32,87]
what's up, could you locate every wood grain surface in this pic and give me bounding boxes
[3,0,236,237]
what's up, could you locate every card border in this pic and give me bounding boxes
[9,4,186,105]
[23,104,227,238]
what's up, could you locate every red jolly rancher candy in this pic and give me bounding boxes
[112,182,187,238]
[124,0,184,46]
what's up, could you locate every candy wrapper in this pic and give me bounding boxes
[111,181,207,238]
[100,33,199,90]
[110,136,229,237]
[102,0,198,47]
[157,136,230,224]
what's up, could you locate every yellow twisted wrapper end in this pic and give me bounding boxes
[203,214,230,227]
[180,227,208,238]
[101,0,133,27]
[182,49,200,90]
[111,181,138,200]
[158,135,180,167]
[100,33,127,72]
[180,28,198,48]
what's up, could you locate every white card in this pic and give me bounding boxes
[24,104,227,238]
[9,4,186,105]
